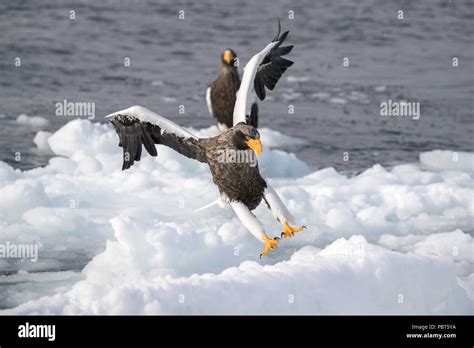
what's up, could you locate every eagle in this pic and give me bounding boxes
[106,23,304,257]
[206,23,293,131]
[206,48,259,131]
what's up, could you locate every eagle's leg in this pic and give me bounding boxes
[281,222,306,239]
[230,201,280,257]
[263,183,306,239]
[260,235,280,258]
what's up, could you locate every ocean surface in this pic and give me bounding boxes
[0,0,474,312]
[0,0,473,172]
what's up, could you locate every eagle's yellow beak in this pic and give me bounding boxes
[246,138,262,157]
[223,50,234,64]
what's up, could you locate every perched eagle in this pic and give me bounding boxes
[206,22,293,131]
[206,48,259,131]
[107,23,304,257]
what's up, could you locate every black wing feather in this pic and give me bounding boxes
[140,123,157,156]
[111,114,206,170]
[254,27,294,101]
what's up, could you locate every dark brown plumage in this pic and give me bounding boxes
[208,49,258,129]
[201,125,266,209]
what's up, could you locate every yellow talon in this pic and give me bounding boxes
[281,222,306,239]
[260,235,280,258]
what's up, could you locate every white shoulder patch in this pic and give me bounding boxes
[106,105,198,140]
[206,87,213,117]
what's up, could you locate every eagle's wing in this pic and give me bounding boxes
[205,86,213,117]
[106,105,207,170]
[233,21,294,126]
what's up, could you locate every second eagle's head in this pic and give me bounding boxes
[221,48,238,67]
[230,123,262,157]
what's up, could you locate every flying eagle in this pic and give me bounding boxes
[106,23,304,257]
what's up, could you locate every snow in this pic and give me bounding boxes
[330,97,347,105]
[420,150,474,172]
[16,114,50,128]
[287,75,310,83]
[1,119,473,314]
[4,231,472,314]
[33,131,54,155]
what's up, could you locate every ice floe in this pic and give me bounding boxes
[0,119,472,314]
